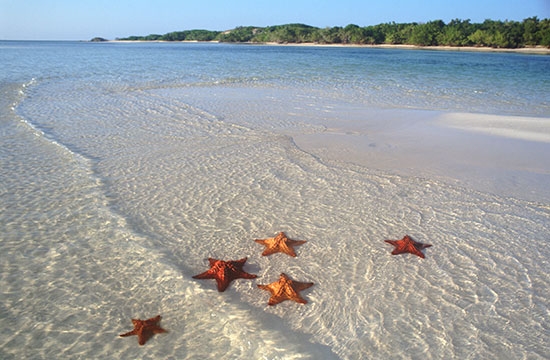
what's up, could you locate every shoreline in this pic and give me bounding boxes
[108,39,550,54]
[261,42,550,54]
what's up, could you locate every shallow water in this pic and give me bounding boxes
[1,41,549,359]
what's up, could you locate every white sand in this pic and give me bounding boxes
[293,110,550,203]
[263,42,550,54]
[438,112,550,143]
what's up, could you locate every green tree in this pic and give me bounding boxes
[186,30,220,41]
[410,20,445,45]
[439,19,473,46]
[383,23,416,44]
[362,25,385,44]
[118,18,549,48]
[503,20,524,47]
[318,26,342,44]
[376,22,398,44]
[144,34,163,41]
[217,27,255,42]
[162,32,185,41]
[342,24,359,43]
[468,29,490,46]
[538,19,550,47]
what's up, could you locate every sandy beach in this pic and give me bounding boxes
[107,39,550,54]
[258,42,550,54]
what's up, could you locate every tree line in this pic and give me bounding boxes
[118,17,550,48]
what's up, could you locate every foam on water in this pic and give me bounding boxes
[2,75,548,359]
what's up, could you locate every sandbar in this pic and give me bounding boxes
[293,110,550,203]
[438,113,550,143]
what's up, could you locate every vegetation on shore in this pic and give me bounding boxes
[117,17,550,48]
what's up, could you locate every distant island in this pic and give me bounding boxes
[113,18,550,49]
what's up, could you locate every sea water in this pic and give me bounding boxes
[1,41,549,359]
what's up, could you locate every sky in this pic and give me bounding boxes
[1,0,549,40]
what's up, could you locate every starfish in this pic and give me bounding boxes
[257,273,314,306]
[384,235,432,258]
[119,315,167,345]
[254,232,307,257]
[192,257,257,292]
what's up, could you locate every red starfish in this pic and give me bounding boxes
[192,257,257,292]
[257,273,314,306]
[385,235,432,259]
[119,315,167,345]
[254,232,307,257]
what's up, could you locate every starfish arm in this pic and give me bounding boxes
[238,272,258,279]
[255,239,274,255]
[293,281,314,292]
[151,326,168,334]
[268,295,288,306]
[152,327,167,334]
[259,284,284,305]
[137,333,149,346]
[287,295,308,304]
[279,289,307,305]
[390,248,407,255]
[229,258,257,280]
[234,257,249,265]
[192,271,216,279]
[145,315,162,324]
[410,248,425,258]
[255,237,307,256]
[215,277,231,292]
[257,283,277,295]
[410,243,427,257]
[260,247,280,256]
[279,243,298,257]
[119,329,137,337]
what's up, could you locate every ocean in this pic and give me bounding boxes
[1,41,549,359]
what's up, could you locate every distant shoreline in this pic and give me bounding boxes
[108,40,550,54]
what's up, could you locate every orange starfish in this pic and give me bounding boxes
[384,235,432,258]
[257,273,314,306]
[119,315,167,345]
[254,232,307,257]
[192,257,257,292]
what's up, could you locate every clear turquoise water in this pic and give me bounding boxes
[3,41,549,115]
[1,41,549,359]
